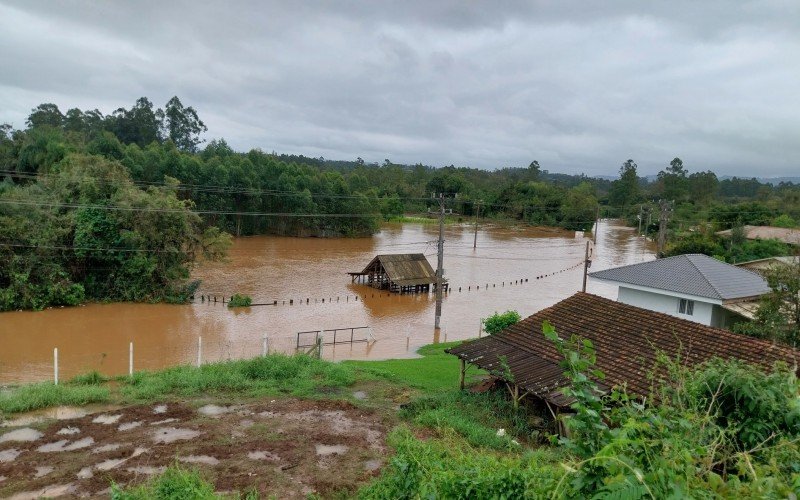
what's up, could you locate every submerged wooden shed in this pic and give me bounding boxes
[348,253,447,294]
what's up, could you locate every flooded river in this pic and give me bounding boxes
[0,221,653,384]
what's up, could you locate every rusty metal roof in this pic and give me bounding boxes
[447,292,800,408]
[359,254,438,285]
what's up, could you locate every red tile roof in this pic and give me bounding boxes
[447,292,800,407]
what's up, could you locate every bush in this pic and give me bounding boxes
[110,464,218,499]
[483,310,521,335]
[0,382,109,414]
[227,293,252,308]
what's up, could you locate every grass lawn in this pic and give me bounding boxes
[345,340,483,393]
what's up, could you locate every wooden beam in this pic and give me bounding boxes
[459,358,466,390]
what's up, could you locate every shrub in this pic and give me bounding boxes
[227,293,252,308]
[483,310,521,335]
[110,464,217,499]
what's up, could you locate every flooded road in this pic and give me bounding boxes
[0,221,654,383]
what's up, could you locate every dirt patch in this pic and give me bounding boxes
[0,399,389,498]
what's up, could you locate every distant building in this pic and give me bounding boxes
[448,293,799,411]
[348,253,446,294]
[716,225,800,246]
[589,254,770,328]
[736,256,799,274]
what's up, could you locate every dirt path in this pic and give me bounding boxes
[0,398,388,498]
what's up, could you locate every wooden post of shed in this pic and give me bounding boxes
[459,358,466,390]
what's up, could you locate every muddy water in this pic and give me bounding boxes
[0,221,653,383]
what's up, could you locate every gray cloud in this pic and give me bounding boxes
[1,0,798,176]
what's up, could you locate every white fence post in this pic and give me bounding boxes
[53,347,59,385]
[262,335,268,357]
[129,342,134,376]
[197,336,202,367]
[479,318,483,338]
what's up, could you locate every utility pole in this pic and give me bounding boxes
[435,193,445,330]
[472,201,479,249]
[657,199,673,258]
[582,240,592,292]
[637,205,643,236]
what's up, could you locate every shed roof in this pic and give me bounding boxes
[360,253,438,286]
[589,254,770,301]
[447,293,799,408]
[716,226,800,245]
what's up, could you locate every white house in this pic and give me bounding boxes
[589,254,771,329]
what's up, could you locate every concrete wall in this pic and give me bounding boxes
[617,287,714,326]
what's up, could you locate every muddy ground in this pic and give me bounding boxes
[0,397,390,498]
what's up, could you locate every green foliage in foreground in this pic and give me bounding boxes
[0,353,355,414]
[400,390,540,450]
[121,353,355,401]
[227,293,252,308]
[360,427,564,499]
[483,310,521,335]
[111,464,221,500]
[346,341,472,393]
[361,326,800,498]
[0,381,109,414]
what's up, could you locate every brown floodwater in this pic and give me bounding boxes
[0,220,654,384]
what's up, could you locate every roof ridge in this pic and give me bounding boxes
[684,254,723,300]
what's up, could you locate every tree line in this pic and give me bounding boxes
[2,97,799,310]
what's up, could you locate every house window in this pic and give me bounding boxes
[678,299,694,315]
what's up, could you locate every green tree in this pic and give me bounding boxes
[106,97,162,147]
[608,159,639,212]
[658,157,689,201]
[26,103,64,129]
[688,170,718,204]
[735,259,800,345]
[161,96,208,152]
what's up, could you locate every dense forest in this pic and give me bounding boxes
[1,96,799,310]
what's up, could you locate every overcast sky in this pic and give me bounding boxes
[1,1,798,176]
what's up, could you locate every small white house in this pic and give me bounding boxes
[589,254,771,329]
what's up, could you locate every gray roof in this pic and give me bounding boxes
[589,254,770,301]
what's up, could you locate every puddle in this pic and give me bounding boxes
[127,465,166,475]
[179,455,219,465]
[92,443,121,453]
[96,458,128,471]
[1,407,90,428]
[198,404,230,416]
[0,449,22,462]
[248,450,279,461]
[131,447,149,457]
[92,414,122,425]
[37,437,94,452]
[151,418,179,426]
[34,466,54,478]
[153,405,167,414]
[152,427,201,444]
[364,459,382,471]
[315,444,348,456]
[119,421,142,431]
[0,428,43,443]
[56,427,80,436]
[8,483,77,499]
[353,391,368,400]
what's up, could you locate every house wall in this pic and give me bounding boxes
[710,306,744,330]
[617,287,714,325]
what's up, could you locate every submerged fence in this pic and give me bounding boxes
[43,326,376,385]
